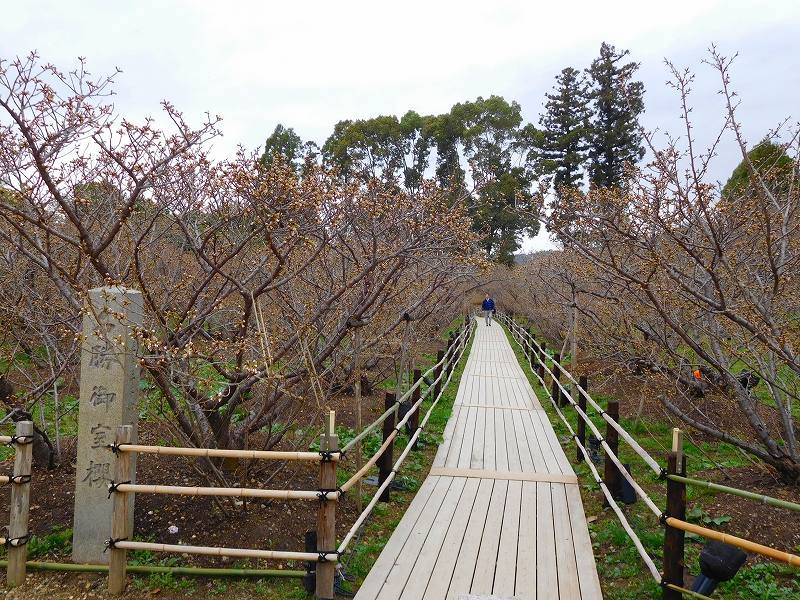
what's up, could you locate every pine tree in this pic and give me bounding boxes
[586,43,645,188]
[539,67,591,197]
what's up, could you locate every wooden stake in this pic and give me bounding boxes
[672,428,683,466]
[577,376,588,463]
[378,391,396,502]
[603,401,621,505]
[551,353,562,407]
[410,369,421,450]
[109,425,133,595]
[316,415,338,600]
[538,342,547,380]
[663,451,686,599]
[7,420,33,588]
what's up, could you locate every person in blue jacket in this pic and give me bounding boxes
[481,293,496,326]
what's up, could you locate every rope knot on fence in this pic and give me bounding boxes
[6,434,33,446]
[4,533,31,548]
[107,480,131,499]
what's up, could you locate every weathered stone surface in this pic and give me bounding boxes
[72,287,142,564]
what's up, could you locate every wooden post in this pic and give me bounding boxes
[663,438,686,600]
[378,392,396,502]
[577,376,588,463]
[527,330,534,367]
[434,350,444,399]
[7,420,33,587]
[551,353,562,407]
[410,369,422,450]
[108,425,133,595]
[538,342,547,380]
[316,411,339,600]
[603,400,621,505]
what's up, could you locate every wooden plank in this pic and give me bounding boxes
[470,479,508,595]
[510,409,535,473]
[457,405,537,411]
[471,407,486,469]
[422,478,482,599]
[535,410,575,476]
[375,476,457,600]
[445,406,468,468]
[446,479,496,600]
[434,405,462,468]
[524,410,561,474]
[457,406,478,469]
[536,482,558,599]
[552,483,581,599]
[484,408,497,471]
[428,468,577,485]
[566,484,603,598]
[515,481,537,600]
[398,477,469,600]
[493,480,521,597]
[504,409,522,472]
[494,402,509,471]
[357,476,449,599]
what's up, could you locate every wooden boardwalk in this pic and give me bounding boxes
[354,318,602,600]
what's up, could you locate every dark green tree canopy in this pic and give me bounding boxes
[320,96,540,265]
[722,140,796,198]
[538,67,592,197]
[261,124,303,172]
[586,42,645,188]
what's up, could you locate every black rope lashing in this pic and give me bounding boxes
[6,434,33,446]
[658,467,668,481]
[107,442,122,454]
[4,533,31,547]
[316,488,342,501]
[317,550,339,562]
[107,480,131,499]
[659,512,669,526]
[319,450,335,462]
[8,474,31,485]
[104,537,128,552]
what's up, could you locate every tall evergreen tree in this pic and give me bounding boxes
[261,124,303,172]
[539,67,591,197]
[586,43,645,188]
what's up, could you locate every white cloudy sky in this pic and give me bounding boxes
[3,0,799,251]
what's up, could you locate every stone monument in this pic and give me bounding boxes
[72,287,142,564]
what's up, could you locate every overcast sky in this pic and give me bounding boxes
[3,0,798,251]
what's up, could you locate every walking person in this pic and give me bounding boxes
[481,293,496,326]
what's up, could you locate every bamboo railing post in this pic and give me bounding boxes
[551,353,562,407]
[603,400,622,506]
[316,411,338,600]
[434,350,444,399]
[109,425,133,595]
[410,369,422,450]
[378,392,396,502]
[538,342,547,380]
[527,330,534,367]
[7,420,33,587]
[577,376,588,463]
[663,429,686,600]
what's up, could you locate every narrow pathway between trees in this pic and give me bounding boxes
[354,318,602,599]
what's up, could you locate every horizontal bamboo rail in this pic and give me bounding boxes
[0,436,11,444]
[112,483,334,501]
[112,540,336,563]
[664,583,712,599]
[340,429,399,493]
[665,517,800,567]
[667,474,800,513]
[0,476,8,484]
[115,444,336,461]
[0,559,305,578]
